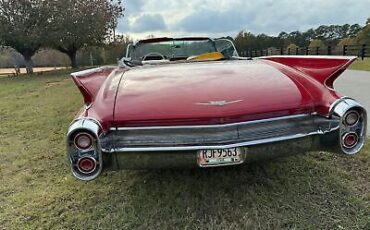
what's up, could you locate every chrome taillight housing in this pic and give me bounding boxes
[67,118,103,181]
[331,98,367,155]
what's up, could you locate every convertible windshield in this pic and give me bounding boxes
[130,39,218,61]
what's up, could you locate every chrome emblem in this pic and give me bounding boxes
[196,100,243,106]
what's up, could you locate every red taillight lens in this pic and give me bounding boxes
[74,133,93,150]
[342,133,358,148]
[344,111,360,127]
[77,157,97,174]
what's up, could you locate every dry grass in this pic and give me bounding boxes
[350,58,370,71]
[0,70,369,229]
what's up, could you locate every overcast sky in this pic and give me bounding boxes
[117,0,370,40]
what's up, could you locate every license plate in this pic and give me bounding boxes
[197,148,245,167]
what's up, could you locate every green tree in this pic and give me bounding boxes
[103,35,132,64]
[46,0,124,68]
[308,39,326,55]
[309,39,326,48]
[334,38,357,55]
[0,0,49,74]
[356,25,370,45]
[337,38,357,46]
[286,43,299,54]
[283,31,311,47]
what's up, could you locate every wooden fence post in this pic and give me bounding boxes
[316,47,319,55]
[361,44,366,60]
[296,47,299,55]
[288,48,291,55]
[280,48,283,55]
[343,45,347,56]
[305,47,309,55]
[327,46,331,55]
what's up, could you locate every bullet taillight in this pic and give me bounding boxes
[342,133,359,149]
[77,157,97,174]
[74,133,93,150]
[344,110,360,127]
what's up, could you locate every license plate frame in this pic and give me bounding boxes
[197,148,245,167]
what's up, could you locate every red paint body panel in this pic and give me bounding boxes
[260,56,356,88]
[71,66,117,104]
[87,69,126,130]
[71,56,355,130]
[112,60,315,126]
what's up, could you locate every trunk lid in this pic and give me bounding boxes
[113,60,315,126]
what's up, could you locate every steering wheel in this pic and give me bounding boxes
[143,52,166,61]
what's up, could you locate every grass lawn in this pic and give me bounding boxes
[0,70,369,229]
[349,58,370,71]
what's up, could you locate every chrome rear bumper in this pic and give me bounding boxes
[67,97,367,181]
[101,114,340,152]
[106,131,340,170]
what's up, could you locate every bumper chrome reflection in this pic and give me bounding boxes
[102,114,340,152]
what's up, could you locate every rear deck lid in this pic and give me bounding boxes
[113,60,315,126]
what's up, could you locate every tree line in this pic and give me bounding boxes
[234,18,370,53]
[1,1,370,74]
[0,0,124,74]
[0,35,132,69]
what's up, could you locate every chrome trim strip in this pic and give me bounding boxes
[329,96,361,118]
[110,114,310,131]
[103,126,339,152]
[71,66,117,77]
[70,117,104,131]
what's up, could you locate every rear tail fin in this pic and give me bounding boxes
[259,56,357,89]
[71,66,116,105]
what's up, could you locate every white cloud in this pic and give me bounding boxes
[118,0,370,40]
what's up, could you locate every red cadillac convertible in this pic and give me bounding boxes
[67,37,367,181]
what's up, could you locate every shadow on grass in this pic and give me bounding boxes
[81,154,367,229]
